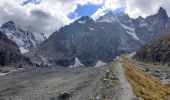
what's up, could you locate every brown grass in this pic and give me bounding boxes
[121,56,170,100]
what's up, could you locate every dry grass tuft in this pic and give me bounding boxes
[121,56,170,100]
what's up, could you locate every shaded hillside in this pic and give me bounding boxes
[134,32,170,65]
[0,31,30,67]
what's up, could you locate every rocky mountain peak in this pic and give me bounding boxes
[116,12,128,17]
[157,7,168,21]
[158,7,166,14]
[105,11,114,16]
[97,11,116,22]
[1,21,16,31]
[137,16,144,20]
[79,16,93,21]
[0,21,46,53]
[115,12,131,22]
[6,21,15,25]
[76,16,94,24]
[97,11,130,23]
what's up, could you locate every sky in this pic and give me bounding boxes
[0,0,170,36]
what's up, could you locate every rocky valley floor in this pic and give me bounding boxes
[1,56,170,100]
[0,65,120,100]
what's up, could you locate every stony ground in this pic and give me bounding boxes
[0,64,122,100]
[130,59,170,85]
[0,58,150,100]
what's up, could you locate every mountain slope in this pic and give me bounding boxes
[29,7,169,67]
[0,31,30,66]
[134,32,170,66]
[0,21,46,53]
[134,7,168,42]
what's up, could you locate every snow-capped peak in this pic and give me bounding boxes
[0,21,46,53]
[1,21,17,31]
[97,12,116,23]
[97,12,129,23]
[97,12,140,40]
[76,16,94,24]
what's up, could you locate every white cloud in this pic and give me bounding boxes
[76,0,104,5]
[125,0,163,18]
[91,7,106,19]
[124,0,170,18]
[1,0,170,37]
[104,0,125,10]
[92,0,125,19]
[92,0,170,19]
[0,0,103,36]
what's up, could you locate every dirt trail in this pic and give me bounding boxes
[114,60,137,100]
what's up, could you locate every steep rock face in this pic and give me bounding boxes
[32,16,141,66]
[0,21,46,53]
[0,31,30,66]
[134,7,168,42]
[134,33,170,65]
[31,7,169,67]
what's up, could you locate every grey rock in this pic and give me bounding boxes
[0,21,46,53]
[0,31,31,67]
[30,7,169,67]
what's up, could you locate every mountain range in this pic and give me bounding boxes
[26,7,170,67]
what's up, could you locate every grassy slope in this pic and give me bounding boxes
[121,57,170,100]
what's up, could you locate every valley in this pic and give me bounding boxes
[1,55,170,100]
[0,1,170,99]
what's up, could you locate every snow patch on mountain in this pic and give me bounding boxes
[0,21,46,53]
[120,23,139,40]
[69,57,84,68]
[139,23,148,27]
[94,61,106,67]
[97,12,116,23]
[33,32,46,42]
[20,47,29,53]
[97,17,116,23]
[78,21,86,24]
[138,19,148,27]
[89,27,94,31]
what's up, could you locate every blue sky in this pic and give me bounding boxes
[68,4,125,19]
[68,4,102,19]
